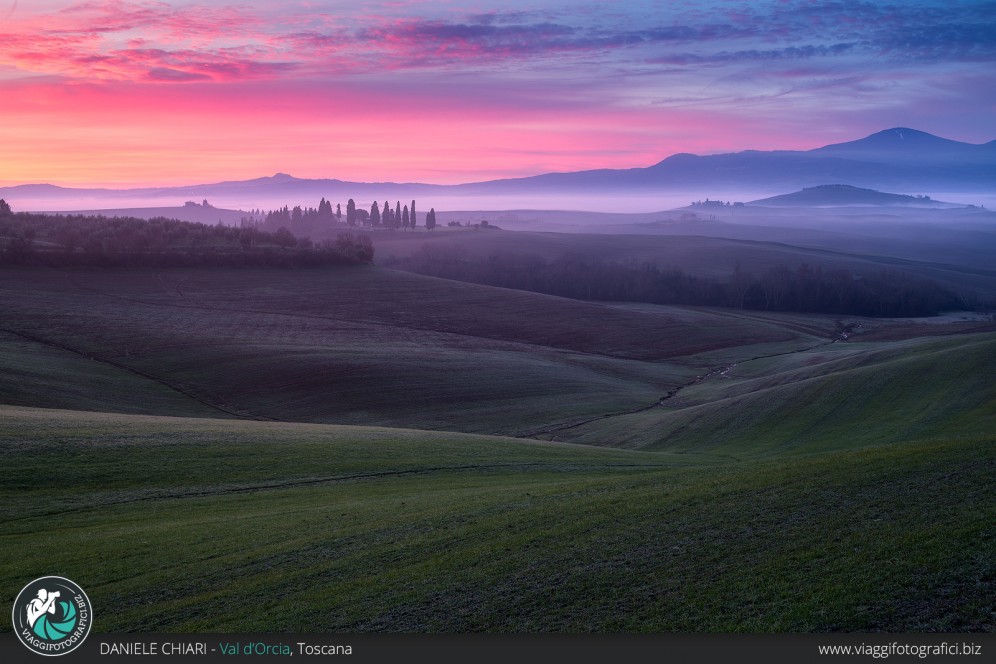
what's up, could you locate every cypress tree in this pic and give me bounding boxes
[346,199,356,226]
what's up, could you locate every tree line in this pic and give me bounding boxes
[0,204,373,268]
[384,246,969,317]
[262,198,436,235]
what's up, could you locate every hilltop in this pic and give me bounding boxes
[41,202,259,225]
[750,184,959,207]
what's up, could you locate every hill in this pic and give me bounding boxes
[1,405,991,631]
[750,184,955,207]
[0,267,802,437]
[1,265,991,441]
[42,203,259,225]
[1,264,993,633]
[373,227,996,305]
[542,331,996,454]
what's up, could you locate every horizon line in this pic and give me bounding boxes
[2,125,989,191]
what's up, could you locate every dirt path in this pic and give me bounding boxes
[517,332,846,440]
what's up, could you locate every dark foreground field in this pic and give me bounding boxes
[1,408,991,632]
[0,408,996,632]
[1,266,993,632]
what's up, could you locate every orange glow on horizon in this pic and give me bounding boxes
[0,79,840,188]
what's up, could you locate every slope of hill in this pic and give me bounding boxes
[553,332,996,454]
[1,406,991,631]
[2,263,993,633]
[41,203,259,225]
[750,184,954,207]
[0,267,802,436]
[373,227,996,300]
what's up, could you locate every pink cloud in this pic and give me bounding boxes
[0,1,991,188]
[55,0,261,39]
[0,0,280,82]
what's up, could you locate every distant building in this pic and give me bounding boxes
[692,198,728,208]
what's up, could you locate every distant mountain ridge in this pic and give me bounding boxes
[442,127,995,194]
[811,128,996,165]
[2,128,993,209]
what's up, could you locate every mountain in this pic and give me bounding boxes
[810,127,996,166]
[2,128,993,211]
[450,128,995,194]
[749,184,960,207]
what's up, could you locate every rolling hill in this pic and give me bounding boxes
[544,331,996,454]
[750,184,956,207]
[0,267,804,436]
[1,264,993,633]
[1,405,992,631]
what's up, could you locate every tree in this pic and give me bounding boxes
[731,261,752,310]
[346,198,356,226]
[370,201,381,226]
[273,227,297,248]
[426,207,437,230]
[291,205,303,225]
[395,201,401,229]
[0,199,11,218]
[410,200,417,229]
[382,200,393,228]
[402,205,410,229]
[336,203,342,221]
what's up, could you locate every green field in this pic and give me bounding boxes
[552,334,996,454]
[1,407,991,631]
[1,266,993,632]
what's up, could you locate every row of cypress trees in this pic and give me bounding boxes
[345,199,436,230]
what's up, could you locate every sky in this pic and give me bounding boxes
[0,0,994,187]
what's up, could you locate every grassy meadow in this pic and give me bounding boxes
[1,264,993,632]
[0,407,991,632]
